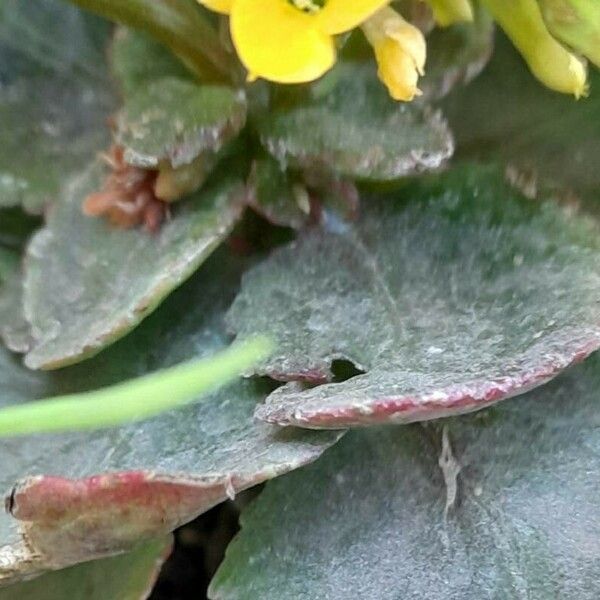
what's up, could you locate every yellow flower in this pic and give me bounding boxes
[199,0,390,83]
[362,7,426,101]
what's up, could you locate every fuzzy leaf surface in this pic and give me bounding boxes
[211,356,600,600]
[0,0,114,213]
[257,64,454,181]
[228,166,600,427]
[0,250,342,583]
[0,538,171,599]
[20,164,244,369]
[115,68,246,169]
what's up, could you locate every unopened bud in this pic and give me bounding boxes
[481,0,588,97]
[539,0,600,69]
[362,7,427,102]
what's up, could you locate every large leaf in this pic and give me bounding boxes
[18,163,244,370]
[444,34,600,203]
[0,249,342,584]
[0,537,171,599]
[227,166,600,428]
[211,355,600,599]
[257,64,454,181]
[0,0,114,213]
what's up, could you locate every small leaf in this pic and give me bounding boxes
[246,157,308,229]
[0,0,114,213]
[228,166,600,428]
[0,537,171,598]
[210,356,600,600]
[0,250,342,583]
[110,27,193,98]
[21,163,244,369]
[116,77,247,169]
[257,64,454,181]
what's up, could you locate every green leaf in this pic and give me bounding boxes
[115,77,247,169]
[0,248,17,284]
[0,249,342,584]
[0,537,171,598]
[0,209,40,249]
[0,265,32,354]
[420,7,494,101]
[0,0,114,213]
[20,163,244,369]
[69,0,234,82]
[111,27,193,98]
[257,64,454,181]
[210,355,600,600]
[246,157,308,229]
[444,34,600,203]
[227,165,600,428]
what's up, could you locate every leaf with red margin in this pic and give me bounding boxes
[18,163,245,370]
[0,249,342,584]
[227,165,600,428]
[0,537,171,599]
[210,356,600,600]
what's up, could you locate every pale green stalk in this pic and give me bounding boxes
[0,336,272,437]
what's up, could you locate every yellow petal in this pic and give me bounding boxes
[197,0,232,15]
[318,0,390,34]
[375,39,422,101]
[362,7,426,101]
[231,0,335,83]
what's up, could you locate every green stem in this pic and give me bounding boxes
[69,0,234,82]
[0,336,272,437]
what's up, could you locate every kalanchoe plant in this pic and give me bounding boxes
[1,0,600,597]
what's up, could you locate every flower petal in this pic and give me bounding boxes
[231,0,335,83]
[318,0,390,34]
[197,0,232,15]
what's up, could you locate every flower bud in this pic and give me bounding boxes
[481,0,588,98]
[427,0,474,27]
[539,0,600,68]
[362,7,427,101]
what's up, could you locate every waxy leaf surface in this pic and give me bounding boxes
[20,164,244,369]
[0,0,114,212]
[228,167,600,427]
[0,251,341,584]
[257,64,454,181]
[211,355,600,599]
[0,538,171,599]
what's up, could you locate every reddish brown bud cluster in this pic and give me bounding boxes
[83,146,168,233]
